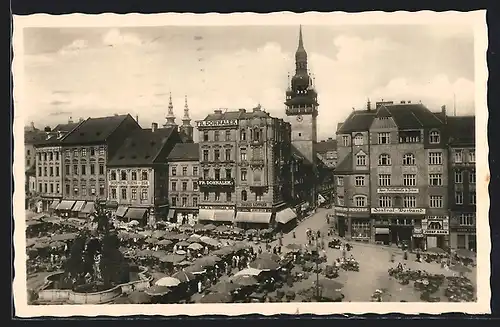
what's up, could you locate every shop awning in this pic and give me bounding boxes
[72,201,86,212]
[375,228,390,235]
[56,200,75,211]
[49,200,60,209]
[235,212,272,224]
[124,208,147,220]
[198,209,215,221]
[115,205,128,217]
[167,210,175,220]
[276,208,297,224]
[80,202,95,214]
[213,210,235,222]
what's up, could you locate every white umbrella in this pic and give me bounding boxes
[187,242,203,251]
[234,267,263,277]
[129,220,140,226]
[155,277,181,287]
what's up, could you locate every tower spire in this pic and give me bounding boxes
[164,92,177,127]
[298,25,304,50]
[179,94,194,141]
[183,95,191,122]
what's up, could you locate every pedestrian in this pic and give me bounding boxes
[293,231,296,239]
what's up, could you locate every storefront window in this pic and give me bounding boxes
[457,234,466,249]
[351,219,370,239]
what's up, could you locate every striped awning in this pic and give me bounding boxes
[275,208,297,224]
[116,205,128,217]
[72,201,86,212]
[198,209,215,221]
[49,200,60,209]
[80,202,95,214]
[235,211,272,224]
[124,208,147,220]
[55,200,75,211]
[213,210,234,222]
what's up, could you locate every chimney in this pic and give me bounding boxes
[151,122,158,132]
[68,116,73,124]
[401,100,406,104]
[253,104,262,112]
[408,100,412,104]
[367,99,371,111]
[30,122,35,130]
[136,115,139,123]
[441,105,447,116]
[214,109,223,114]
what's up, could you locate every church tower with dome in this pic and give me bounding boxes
[285,25,319,165]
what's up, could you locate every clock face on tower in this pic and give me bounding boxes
[296,115,303,122]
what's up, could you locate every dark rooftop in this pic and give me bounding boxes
[167,143,200,161]
[334,153,353,173]
[447,116,475,146]
[107,127,177,167]
[25,130,47,145]
[33,122,82,146]
[202,108,272,122]
[337,110,376,133]
[62,114,133,145]
[314,139,337,154]
[382,103,443,129]
[53,122,79,133]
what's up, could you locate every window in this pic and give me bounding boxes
[241,170,247,181]
[378,154,391,166]
[402,153,415,166]
[379,196,392,207]
[355,176,365,187]
[99,184,105,196]
[215,192,220,201]
[459,213,474,226]
[193,197,198,207]
[56,167,60,177]
[455,170,463,183]
[454,150,463,163]
[403,196,417,208]
[225,149,231,161]
[49,152,53,160]
[171,182,177,191]
[131,171,137,180]
[43,167,47,176]
[428,152,443,165]
[469,170,476,184]
[182,182,188,191]
[342,135,349,146]
[429,195,443,208]
[90,164,95,175]
[429,130,440,144]
[214,149,220,161]
[65,184,70,195]
[469,191,476,205]
[255,192,263,201]
[403,174,417,186]
[226,168,232,179]
[253,170,262,182]
[65,150,70,158]
[82,185,87,196]
[214,131,220,141]
[55,152,59,160]
[429,173,442,186]
[193,167,198,176]
[73,186,78,196]
[81,165,86,175]
[378,132,390,144]
[214,168,220,180]
[240,148,247,161]
[121,188,127,200]
[27,149,30,156]
[203,131,209,142]
[240,129,246,141]
[182,197,188,207]
[73,150,78,157]
[193,181,198,191]
[353,195,367,207]
[141,171,148,180]
[90,148,95,156]
[99,164,104,175]
[182,167,187,176]
[49,167,54,176]
[131,188,137,200]
[141,188,148,200]
[56,183,60,193]
[378,174,391,186]
[337,176,344,186]
[203,169,209,179]
[81,148,87,157]
[72,165,78,175]
[203,150,209,162]
[121,170,127,181]
[110,170,117,180]
[455,191,464,204]
[353,134,364,146]
[241,190,248,201]
[171,197,177,207]
[50,183,54,193]
[27,159,30,166]
[356,153,367,166]
[90,187,95,195]
[468,150,475,163]
[203,192,209,201]
[337,196,344,206]
[225,130,231,141]
[99,147,105,156]
[38,167,42,177]
[172,167,177,176]
[226,192,232,202]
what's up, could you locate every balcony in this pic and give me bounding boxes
[250,139,264,146]
[198,179,235,188]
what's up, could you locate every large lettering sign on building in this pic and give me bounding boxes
[371,208,426,214]
[198,179,235,187]
[109,180,149,186]
[197,119,238,128]
[377,187,419,194]
[422,217,449,235]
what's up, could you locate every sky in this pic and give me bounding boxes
[21,24,475,140]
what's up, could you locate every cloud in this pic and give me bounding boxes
[102,29,143,47]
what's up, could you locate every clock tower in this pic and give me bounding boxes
[285,25,318,165]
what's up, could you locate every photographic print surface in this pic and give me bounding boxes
[12,11,490,317]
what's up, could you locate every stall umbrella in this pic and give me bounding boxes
[258,252,281,262]
[187,235,202,243]
[153,230,166,239]
[426,247,447,255]
[250,258,280,271]
[49,241,66,250]
[128,290,152,304]
[204,224,216,231]
[160,254,185,264]
[192,223,206,232]
[455,249,476,260]
[230,274,259,287]
[211,281,240,294]
[194,256,221,268]
[172,270,196,283]
[199,292,232,303]
[234,267,263,277]
[155,277,181,287]
[157,239,173,247]
[145,285,171,297]
[187,242,203,251]
[176,240,191,248]
[184,264,207,275]
[286,243,302,251]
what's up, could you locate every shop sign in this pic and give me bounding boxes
[412,227,424,238]
[238,208,272,213]
[199,205,234,210]
[422,218,449,235]
[453,227,476,233]
[334,207,369,213]
[371,208,426,215]
[197,119,238,128]
[377,187,419,194]
[109,180,150,186]
[198,179,234,187]
[239,202,271,208]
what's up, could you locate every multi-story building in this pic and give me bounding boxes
[335,101,450,250]
[315,138,338,206]
[196,106,295,229]
[33,122,80,212]
[25,123,46,202]
[447,116,476,251]
[166,142,200,225]
[57,114,141,216]
[107,123,181,226]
